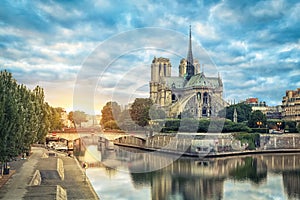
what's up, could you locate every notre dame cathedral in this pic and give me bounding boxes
[149,27,225,118]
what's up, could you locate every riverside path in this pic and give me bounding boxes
[0,146,99,200]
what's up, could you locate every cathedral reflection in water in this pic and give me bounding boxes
[77,141,300,200]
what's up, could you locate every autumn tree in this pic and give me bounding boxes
[100,101,121,126]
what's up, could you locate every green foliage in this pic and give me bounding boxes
[68,110,88,128]
[103,120,120,130]
[297,123,300,133]
[118,109,138,131]
[248,110,267,128]
[283,121,297,133]
[74,111,87,128]
[130,98,153,127]
[219,103,252,122]
[232,132,260,150]
[100,101,121,126]
[158,118,251,133]
[48,106,64,130]
[179,118,199,132]
[149,105,166,120]
[223,120,251,132]
[229,157,267,184]
[0,70,50,164]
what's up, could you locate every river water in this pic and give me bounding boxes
[77,144,300,200]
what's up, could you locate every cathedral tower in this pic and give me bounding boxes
[150,57,172,105]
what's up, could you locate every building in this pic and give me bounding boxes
[282,88,300,123]
[266,106,282,120]
[245,98,259,106]
[149,27,225,118]
[60,109,72,128]
[244,98,282,119]
[244,98,268,114]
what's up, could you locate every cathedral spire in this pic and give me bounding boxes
[186,25,195,81]
[187,25,193,64]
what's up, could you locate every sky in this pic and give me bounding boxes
[1,0,299,114]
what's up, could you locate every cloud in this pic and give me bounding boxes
[0,0,299,113]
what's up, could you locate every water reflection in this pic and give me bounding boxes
[77,142,300,200]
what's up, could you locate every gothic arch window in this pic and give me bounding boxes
[172,93,177,103]
[203,92,208,104]
[197,92,201,102]
[202,107,207,116]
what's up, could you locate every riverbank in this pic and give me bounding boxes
[114,142,300,158]
[0,147,99,200]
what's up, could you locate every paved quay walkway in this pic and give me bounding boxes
[0,147,99,200]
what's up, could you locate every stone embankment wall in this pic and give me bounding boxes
[114,133,300,154]
[261,134,300,149]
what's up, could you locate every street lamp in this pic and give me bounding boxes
[256,121,262,128]
[276,122,282,130]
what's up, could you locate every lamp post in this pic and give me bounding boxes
[276,122,282,131]
[256,121,262,128]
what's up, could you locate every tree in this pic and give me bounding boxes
[248,110,267,128]
[0,70,50,176]
[219,103,252,122]
[48,106,64,131]
[118,109,136,131]
[100,101,121,126]
[68,111,87,128]
[149,105,166,120]
[297,123,300,133]
[103,120,120,130]
[284,121,297,133]
[130,98,152,127]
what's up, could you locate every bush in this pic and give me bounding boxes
[104,120,120,130]
[251,128,268,134]
[284,121,297,133]
[223,120,251,133]
[233,132,260,150]
[158,118,252,133]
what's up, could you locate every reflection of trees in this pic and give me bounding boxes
[104,166,117,178]
[228,157,267,184]
[129,159,225,200]
[283,170,300,200]
[130,172,154,189]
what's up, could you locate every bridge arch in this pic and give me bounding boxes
[113,135,146,147]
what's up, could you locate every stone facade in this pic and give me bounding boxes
[149,27,225,118]
[282,88,300,123]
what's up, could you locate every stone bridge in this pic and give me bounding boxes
[47,131,147,142]
[46,132,99,141]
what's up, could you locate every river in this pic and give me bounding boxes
[77,143,300,200]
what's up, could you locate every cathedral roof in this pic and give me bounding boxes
[163,77,185,89]
[185,72,221,88]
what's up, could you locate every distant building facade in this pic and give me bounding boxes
[266,106,282,120]
[149,27,225,118]
[244,98,282,120]
[282,88,300,123]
